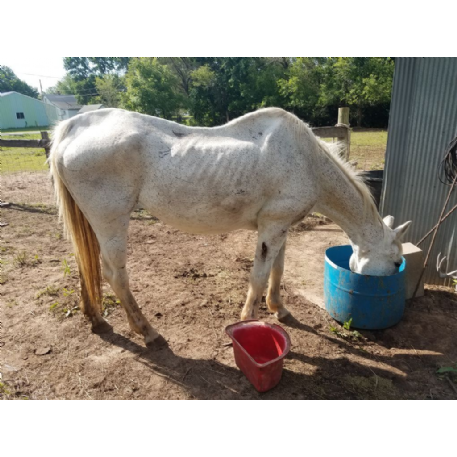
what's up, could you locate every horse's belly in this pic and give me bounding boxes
[138,190,262,234]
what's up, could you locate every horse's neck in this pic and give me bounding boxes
[316,164,383,247]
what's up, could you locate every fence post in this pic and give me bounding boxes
[336,107,350,160]
[41,131,50,161]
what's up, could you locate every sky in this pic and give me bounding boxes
[2,56,66,93]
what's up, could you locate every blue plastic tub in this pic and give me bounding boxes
[324,245,406,330]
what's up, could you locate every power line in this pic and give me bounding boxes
[15,72,63,79]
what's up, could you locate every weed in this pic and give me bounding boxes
[330,319,362,341]
[63,287,75,297]
[0,274,7,285]
[102,293,121,317]
[436,364,457,382]
[0,382,11,396]
[36,285,59,299]
[49,302,59,311]
[6,299,18,308]
[14,251,28,267]
[62,259,71,277]
[31,254,41,266]
[62,305,79,318]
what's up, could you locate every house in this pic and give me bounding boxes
[0,91,59,130]
[78,104,105,114]
[42,94,82,121]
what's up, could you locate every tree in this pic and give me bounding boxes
[319,57,394,126]
[63,57,130,80]
[188,57,286,126]
[277,57,328,123]
[95,74,124,108]
[122,58,186,118]
[46,74,78,95]
[0,65,39,98]
[61,58,131,105]
[158,58,198,96]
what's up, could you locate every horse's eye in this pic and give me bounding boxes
[394,262,402,268]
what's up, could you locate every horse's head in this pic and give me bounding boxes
[349,215,412,276]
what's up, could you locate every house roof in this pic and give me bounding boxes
[78,104,104,114]
[44,94,81,110]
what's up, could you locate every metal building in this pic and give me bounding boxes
[381,57,457,285]
[0,91,59,129]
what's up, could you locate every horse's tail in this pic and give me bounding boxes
[49,120,102,313]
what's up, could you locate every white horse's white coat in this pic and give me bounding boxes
[50,107,411,346]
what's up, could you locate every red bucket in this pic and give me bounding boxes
[225,320,291,392]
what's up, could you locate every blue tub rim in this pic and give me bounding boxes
[324,244,406,277]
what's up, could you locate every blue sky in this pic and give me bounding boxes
[2,57,66,93]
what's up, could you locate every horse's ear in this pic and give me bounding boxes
[394,221,412,240]
[383,215,395,228]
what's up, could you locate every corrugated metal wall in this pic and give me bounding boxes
[381,58,457,285]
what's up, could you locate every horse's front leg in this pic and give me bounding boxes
[241,223,289,321]
[266,240,291,320]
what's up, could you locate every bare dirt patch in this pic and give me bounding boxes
[1,205,457,400]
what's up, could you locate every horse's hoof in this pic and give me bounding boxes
[146,334,168,350]
[91,320,113,334]
[275,308,291,322]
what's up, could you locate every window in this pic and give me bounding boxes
[16,112,25,119]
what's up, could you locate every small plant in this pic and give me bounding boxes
[330,318,362,341]
[36,285,59,299]
[31,254,42,266]
[436,364,457,381]
[102,293,121,317]
[49,302,59,311]
[14,251,28,267]
[62,305,79,318]
[62,287,75,297]
[0,381,11,396]
[62,259,71,277]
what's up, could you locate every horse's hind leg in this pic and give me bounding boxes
[97,217,161,347]
[79,274,112,334]
[266,240,291,320]
[241,222,289,321]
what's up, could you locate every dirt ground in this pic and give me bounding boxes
[1,200,457,400]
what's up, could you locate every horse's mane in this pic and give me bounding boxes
[318,139,382,225]
[278,109,382,226]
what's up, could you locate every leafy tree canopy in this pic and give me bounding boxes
[53,57,395,127]
[0,65,39,98]
[122,58,186,119]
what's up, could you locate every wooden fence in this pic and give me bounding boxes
[0,131,51,159]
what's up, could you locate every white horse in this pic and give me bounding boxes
[49,107,411,347]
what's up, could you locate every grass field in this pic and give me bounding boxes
[0,133,48,174]
[349,129,388,170]
[0,130,388,175]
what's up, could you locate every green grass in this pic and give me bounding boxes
[0,133,48,174]
[1,127,50,133]
[350,129,388,170]
[350,129,388,147]
[320,129,388,171]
